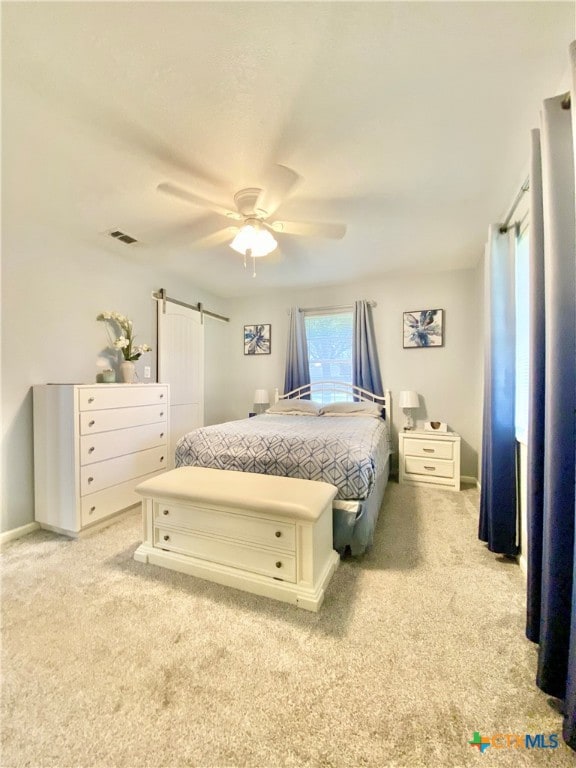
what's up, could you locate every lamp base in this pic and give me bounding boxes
[403,414,415,431]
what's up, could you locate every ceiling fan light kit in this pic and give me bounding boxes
[157,165,346,277]
[229,221,277,258]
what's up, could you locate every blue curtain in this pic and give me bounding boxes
[564,40,576,752]
[526,129,546,644]
[352,300,383,396]
[283,307,310,396]
[567,499,576,748]
[532,94,576,714]
[478,226,517,555]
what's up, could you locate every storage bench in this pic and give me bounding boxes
[133,467,339,611]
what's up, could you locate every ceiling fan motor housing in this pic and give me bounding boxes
[234,188,265,218]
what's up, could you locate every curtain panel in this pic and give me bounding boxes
[479,226,518,555]
[352,300,383,397]
[283,307,310,396]
[565,39,576,752]
[535,92,576,704]
[525,129,546,644]
[524,45,576,750]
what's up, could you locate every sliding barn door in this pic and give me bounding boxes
[157,301,204,468]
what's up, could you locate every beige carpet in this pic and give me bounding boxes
[1,482,573,768]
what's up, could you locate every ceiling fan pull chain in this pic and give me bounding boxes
[244,251,247,269]
[253,254,257,278]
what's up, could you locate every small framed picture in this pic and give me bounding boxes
[244,324,271,355]
[403,309,444,348]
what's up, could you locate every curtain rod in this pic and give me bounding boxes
[152,289,230,323]
[294,301,377,314]
[499,176,530,234]
[498,92,570,235]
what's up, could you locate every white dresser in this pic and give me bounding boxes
[398,430,461,491]
[33,383,169,536]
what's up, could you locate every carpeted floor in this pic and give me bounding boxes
[1,481,574,767]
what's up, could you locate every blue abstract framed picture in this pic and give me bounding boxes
[403,309,444,348]
[244,324,271,355]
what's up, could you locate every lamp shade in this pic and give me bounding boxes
[254,389,270,405]
[399,390,419,409]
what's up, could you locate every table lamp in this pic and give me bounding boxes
[399,390,419,430]
[253,389,270,415]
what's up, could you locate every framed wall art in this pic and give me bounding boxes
[244,324,271,355]
[403,309,444,348]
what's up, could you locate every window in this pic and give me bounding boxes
[515,229,530,444]
[304,310,353,404]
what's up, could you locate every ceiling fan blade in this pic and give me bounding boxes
[191,227,239,249]
[269,219,347,240]
[256,165,301,218]
[157,183,242,221]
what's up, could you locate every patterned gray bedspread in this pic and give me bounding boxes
[175,415,391,500]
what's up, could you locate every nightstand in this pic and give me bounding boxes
[398,430,461,491]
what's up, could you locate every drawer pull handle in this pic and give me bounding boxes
[162,509,169,516]
[275,561,282,569]
[275,531,282,538]
[89,506,96,514]
[160,456,165,462]
[163,534,170,542]
[160,432,164,438]
[160,411,164,417]
[423,448,435,453]
[88,420,95,427]
[424,466,436,471]
[88,396,95,403]
[88,476,94,483]
[88,447,95,454]
[160,393,164,399]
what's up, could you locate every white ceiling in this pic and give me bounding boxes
[2,2,574,298]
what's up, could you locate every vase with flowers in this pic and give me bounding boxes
[97,311,152,383]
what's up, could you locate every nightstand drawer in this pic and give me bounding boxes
[405,456,454,479]
[154,526,297,583]
[403,438,453,460]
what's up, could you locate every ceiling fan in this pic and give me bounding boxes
[157,165,346,276]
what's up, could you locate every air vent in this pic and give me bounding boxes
[108,230,138,245]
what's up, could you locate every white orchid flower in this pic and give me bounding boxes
[98,312,151,361]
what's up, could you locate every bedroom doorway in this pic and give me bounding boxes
[157,298,205,468]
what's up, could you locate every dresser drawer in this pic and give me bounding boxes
[403,438,453,460]
[81,469,165,527]
[79,404,167,435]
[80,423,167,465]
[80,446,167,495]
[79,386,167,411]
[154,526,297,583]
[154,502,296,551]
[404,456,454,479]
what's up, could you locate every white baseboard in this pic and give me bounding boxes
[0,522,40,546]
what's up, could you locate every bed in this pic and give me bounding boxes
[175,382,392,555]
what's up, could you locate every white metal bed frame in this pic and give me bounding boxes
[274,381,391,423]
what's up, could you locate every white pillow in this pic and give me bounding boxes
[267,399,321,415]
[319,401,383,418]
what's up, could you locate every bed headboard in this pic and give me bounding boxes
[274,382,392,423]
